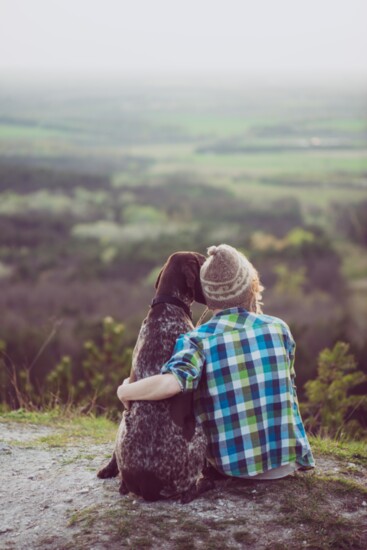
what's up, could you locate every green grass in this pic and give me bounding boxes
[232,180,367,208]
[0,408,117,446]
[309,435,367,466]
[68,505,99,528]
[147,113,271,138]
[0,123,69,140]
[310,118,367,132]
[178,150,367,174]
[2,411,366,461]
[147,112,367,138]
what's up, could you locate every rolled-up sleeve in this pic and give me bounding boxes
[161,334,205,392]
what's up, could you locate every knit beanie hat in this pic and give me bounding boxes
[200,244,256,310]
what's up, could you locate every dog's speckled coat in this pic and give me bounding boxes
[98,252,208,502]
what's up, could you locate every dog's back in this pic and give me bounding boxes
[115,303,206,501]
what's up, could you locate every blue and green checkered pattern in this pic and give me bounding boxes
[161,307,315,477]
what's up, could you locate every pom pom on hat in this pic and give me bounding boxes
[200,244,256,310]
[207,245,219,256]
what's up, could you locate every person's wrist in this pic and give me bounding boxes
[117,377,130,403]
[117,384,126,402]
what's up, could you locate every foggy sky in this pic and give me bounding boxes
[1,0,366,79]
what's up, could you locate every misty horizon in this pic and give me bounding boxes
[1,0,366,83]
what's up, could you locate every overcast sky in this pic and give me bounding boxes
[1,0,366,79]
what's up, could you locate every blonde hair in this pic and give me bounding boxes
[241,270,264,313]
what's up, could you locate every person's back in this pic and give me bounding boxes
[162,306,314,478]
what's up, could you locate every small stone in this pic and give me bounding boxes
[79,488,89,494]
[251,490,257,494]
[362,501,367,507]
[347,462,356,468]
[0,527,13,534]
[64,498,73,503]
[28,475,34,480]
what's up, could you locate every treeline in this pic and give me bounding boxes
[1,162,367,415]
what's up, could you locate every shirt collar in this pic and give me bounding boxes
[210,307,250,319]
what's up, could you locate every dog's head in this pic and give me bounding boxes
[155,251,206,305]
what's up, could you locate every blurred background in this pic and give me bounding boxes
[0,1,366,428]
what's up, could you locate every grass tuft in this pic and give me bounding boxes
[309,435,367,466]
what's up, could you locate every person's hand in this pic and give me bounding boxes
[117,377,131,410]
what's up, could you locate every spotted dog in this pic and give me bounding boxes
[98,252,207,503]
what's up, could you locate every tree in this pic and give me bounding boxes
[303,342,367,439]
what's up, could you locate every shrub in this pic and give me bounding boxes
[78,316,132,415]
[1,317,132,416]
[302,342,367,439]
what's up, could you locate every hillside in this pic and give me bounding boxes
[1,81,367,413]
[0,412,366,549]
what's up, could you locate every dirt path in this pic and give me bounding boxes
[1,421,366,549]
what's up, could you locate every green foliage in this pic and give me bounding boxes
[273,264,306,297]
[80,316,132,414]
[1,317,132,416]
[46,356,73,403]
[334,200,367,246]
[303,342,367,439]
[122,204,167,224]
[0,339,8,406]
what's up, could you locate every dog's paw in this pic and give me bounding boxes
[196,476,216,495]
[180,484,198,504]
[119,480,129,495]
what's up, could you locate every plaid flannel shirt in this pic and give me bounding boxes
[161,307,314,477]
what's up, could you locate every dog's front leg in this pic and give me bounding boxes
[180,482,199,504]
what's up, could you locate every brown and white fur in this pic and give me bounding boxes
[98,252,208,503]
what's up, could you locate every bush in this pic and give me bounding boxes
[1,317,132,416]
[302,342,367,439]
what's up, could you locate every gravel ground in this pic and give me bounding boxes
[1,421,366,550]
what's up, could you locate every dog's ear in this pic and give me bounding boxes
[193,253,207,305]
[182,259,197,292]
[182,254,207,305]
[154,266,164,290]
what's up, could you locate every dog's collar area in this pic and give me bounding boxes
[151,294,192,320]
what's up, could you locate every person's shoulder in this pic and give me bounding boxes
[190,319,218,338]
[181,316,223,343]
[252,312,292,334]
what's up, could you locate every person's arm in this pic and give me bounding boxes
[118,333,205,407]
[117,373,180,405]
